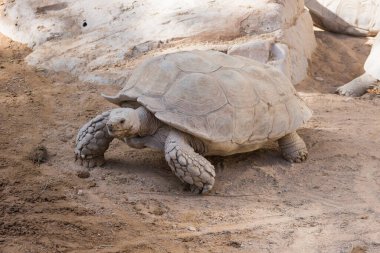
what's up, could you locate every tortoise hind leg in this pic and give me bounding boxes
[164,131,215,194]
[75,111,114,168]
[278,132,308,163]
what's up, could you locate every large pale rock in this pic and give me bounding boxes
[0,0,316,85]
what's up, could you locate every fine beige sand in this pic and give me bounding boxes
[0,30,379,252]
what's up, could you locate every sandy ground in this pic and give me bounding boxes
[0,30,379,253]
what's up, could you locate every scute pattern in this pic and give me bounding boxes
[163,73,227,116]
[243,65,288,104]
[108,50,312,145]
[286,96,313,131]
[211,69,260,108]
[167,51,221,73]
[269,103,290,139]
[206,105,234,142]
[155,111,209,140]
[133,56,180,96]
[249,101,273,143]
[196,50,246,68]
[137,96,165,112]
[233,107,255,144]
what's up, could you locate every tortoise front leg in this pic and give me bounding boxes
[336,72,378,97]
[278,132,308,163]
[75,111,114,168]
[164,130,215,194]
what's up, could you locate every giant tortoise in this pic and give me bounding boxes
[306,0,380,96]
[75,50,312,193]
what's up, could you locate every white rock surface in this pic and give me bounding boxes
[0,0,316,85]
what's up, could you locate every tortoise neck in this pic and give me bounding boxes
[136,107,162,136]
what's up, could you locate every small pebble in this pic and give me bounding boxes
[187,226,197,231]
[87,182,97,188]
[77,189,84,195]
[77,170,90,178]
[228,241,242,248]
[344,97,354,102]
[28,145,48,164]
[315,76,324,81]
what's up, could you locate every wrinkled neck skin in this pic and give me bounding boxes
[114,107,207,154]
[135,107,162,136]
[126,107,207,154]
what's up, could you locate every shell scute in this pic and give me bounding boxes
[163,72,227,116]
[206,105,234,142]
[233,107,255,144]
[211,68,260,108]
[167,51,221,73]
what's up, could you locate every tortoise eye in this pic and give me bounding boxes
[120,119,125,124]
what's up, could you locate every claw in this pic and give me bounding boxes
[190,185,202,194]
[202,184,213,194]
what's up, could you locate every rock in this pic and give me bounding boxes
[77,170,90,179]
[87,182,97,188]
[228,39,272,63]
[315,76,324,81]
[344,98,354,102]
[361,93,377,100]
[77,189,84,195]
[187,226,197,232]
[228,241,242,248]
[350,246,368,253]
[28,145,48,164]
[0,0,316,85]
[125,40,163,59]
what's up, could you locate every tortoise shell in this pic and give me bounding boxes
[103,50,312,146]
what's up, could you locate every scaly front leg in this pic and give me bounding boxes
[75,111,114,168]
[164,130,215,194]
[336,72,378,97]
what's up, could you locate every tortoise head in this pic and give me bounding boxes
[106,108,141,138]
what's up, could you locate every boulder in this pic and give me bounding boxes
[0,0,316,85]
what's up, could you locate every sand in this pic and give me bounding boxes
[0,30,379,252]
